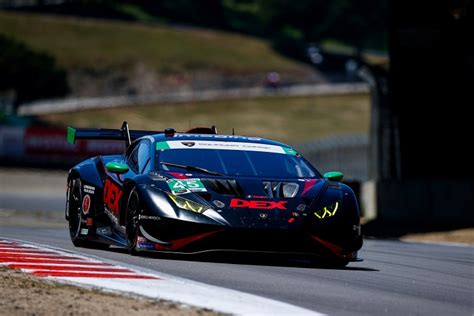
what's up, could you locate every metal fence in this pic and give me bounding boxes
[296,134,369,181]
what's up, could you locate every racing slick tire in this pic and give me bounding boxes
[126,189,142,256]
[67,177,109,250]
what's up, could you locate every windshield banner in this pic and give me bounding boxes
[156,141,296,155]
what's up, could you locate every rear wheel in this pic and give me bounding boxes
[67,177,109,250]
[126,189,142,256]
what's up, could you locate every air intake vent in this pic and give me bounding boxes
[201,179,243,197]
[263,182,299,198]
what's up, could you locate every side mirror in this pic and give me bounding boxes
[106,162,129,174]
[323,171,344,182]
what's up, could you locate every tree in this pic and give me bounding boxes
[0,34,70,111]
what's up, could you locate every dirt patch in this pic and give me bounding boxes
[401,228,474,245]
[0,267,221,316]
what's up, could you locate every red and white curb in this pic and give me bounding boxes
[0,239,158,279]
[0,238,324,315]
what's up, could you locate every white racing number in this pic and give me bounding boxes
[167,179,207,194]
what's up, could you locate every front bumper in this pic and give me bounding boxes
[137,218,362,261]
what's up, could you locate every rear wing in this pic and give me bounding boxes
[67,121,218,147]
[67,121,161,147]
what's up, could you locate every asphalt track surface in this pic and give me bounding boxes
[1,170,473,315]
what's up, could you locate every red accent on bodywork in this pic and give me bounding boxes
[82,195,91,214]
[153,230,223,251]
[309,235,344,257]
[302,179,318,196]
[288,217,295,223]
[167,172,188,179]
[103,178,123,216]
[230,199,287,210]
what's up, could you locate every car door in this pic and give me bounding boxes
[103,140,143,228]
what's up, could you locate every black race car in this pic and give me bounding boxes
[66,122,362,266]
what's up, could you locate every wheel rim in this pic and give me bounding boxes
[68,179,82,239]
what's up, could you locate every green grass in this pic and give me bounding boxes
[0,11,311,75]
[41,94,369,144]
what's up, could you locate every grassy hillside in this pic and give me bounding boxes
[41,94,369,144]
[0,11,311,76]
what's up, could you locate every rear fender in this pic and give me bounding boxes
[66,158,106,225]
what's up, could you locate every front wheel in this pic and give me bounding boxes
[126,189,142,256]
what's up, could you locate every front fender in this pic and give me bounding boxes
[135,185,226,226]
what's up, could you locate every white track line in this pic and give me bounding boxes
[1,237,325,315]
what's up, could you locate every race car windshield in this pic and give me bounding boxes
[156,148,319,178]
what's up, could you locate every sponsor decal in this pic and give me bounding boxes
[139,215,161,221]
[80,228,88,235]
[212,200,225,208]
[82,194,91,215]
[83,185,95,194]
[181,141,195,147]
[104,178,122,215]
[156,140,295,155]
[174,134,262,141]
[230,199,287,210]
[86,218,93,226]
[167,179,206,194]
[104,209,119,225]
[353,224,361,235]
[96,227,112,235]
[104,209,118,225]
[296,203,306,212]
[137,242,155,250]
[259,213,268,219]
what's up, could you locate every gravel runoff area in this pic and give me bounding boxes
[0,267,221,316]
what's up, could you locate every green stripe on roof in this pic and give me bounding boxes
[156,141,170,150]
[282,147,297,155]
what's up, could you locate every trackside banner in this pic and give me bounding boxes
[0,126,124,165]
[24,127,124,157]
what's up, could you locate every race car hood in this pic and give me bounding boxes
[152,174,335,230]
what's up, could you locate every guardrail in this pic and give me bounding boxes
[17,83,369,115]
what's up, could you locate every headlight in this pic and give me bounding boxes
[282,182,299,198]
[314,201,339,219]
[167,193,209,214]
